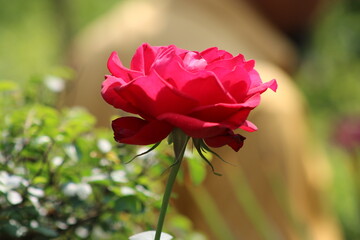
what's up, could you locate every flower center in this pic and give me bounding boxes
[183,52,207,71]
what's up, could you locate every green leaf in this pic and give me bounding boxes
[192,139,222,176]
[0,80,19,92]
[187,154,207,185]
[33,226,59,238]
[114,196,144,214]
[0,223,18,237]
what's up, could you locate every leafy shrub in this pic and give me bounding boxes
[0,73,203,239]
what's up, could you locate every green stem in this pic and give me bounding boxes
[154,129,189,240]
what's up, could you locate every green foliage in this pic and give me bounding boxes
[0,0,120,81]
[0,75,202,239]
[298,1,360,118]
[297,1,360,239]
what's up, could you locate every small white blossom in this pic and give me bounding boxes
[7,190,23,205]
[120,186,136,196]
[35,136,51,145]
[56,221,68,230]
[110,170,128,183]
[77,183,92,200]
[76,227,89,239]
[83,172,107,182]
[67,216,77,225]
[44,75,65,92]
[99,158,110,166]
[52,156,64,167]
[92,226,111,239]
[30,220,39,228]
[136,185,154,197]
[64,144,78,162]
[28,187,45,198]
[63,182,92,200]
[16,226,28,237]
[0,172,22,191]
[97,139,112,153]
[63,183,78,197]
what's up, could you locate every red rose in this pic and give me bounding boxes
[102,43,277,151]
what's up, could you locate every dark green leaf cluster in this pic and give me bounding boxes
[0,76,199,239]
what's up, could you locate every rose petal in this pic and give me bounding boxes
[206,53,245,69]
[179,72,236,105]
[131,44,188,74]
[239,120,258,132]
[205,131,246,151]
[158,113,227,138]
[200,47,234,63]
[154,56,236,105]
[220,66,251,102]
[131,43,162,74]
[107,51,142,80]
[190,100,258,123]
[115,71,197,118]
[112,117,172,145]
[101,75,139,113]
[247,79,278,95]
[219,94,260,129]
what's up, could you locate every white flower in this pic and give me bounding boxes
[56,221,68,230]
[83,173,107,182]
[35,136,51,145]
[7,190,23,205]
[63,183,78,197]
[76,226,89,238]
[99,158,110,166]
[64,144,78,162]
[120,186,135,196]
[77,183,92,200]
[30,220,39,228]
[63,182,92,200]
[51,156,64,167]
[0,172,28,193]
[67,216,77,225]
[44,75,65,92]
[129,231,173,240]
[97,139,112,153]
[135,185,154,197]
[92,225,111,239]
[28,187,45,198]
[16,226,28,237]
[110,170,128,183]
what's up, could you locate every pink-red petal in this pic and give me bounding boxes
[239,120,258,132]
[189,98,259,124]
[101,75,139,113]
[154,56,236,105]
[115,71,198,118]
[247,79,278,95]
[220,66,251,102]
[107,51,142,80]
[130,43,162,74]
[204,131,246,152]
[112,117,173,145]
[200,47,234,63]
[158,113,228,138]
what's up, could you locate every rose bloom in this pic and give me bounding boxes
[102,43,277,151]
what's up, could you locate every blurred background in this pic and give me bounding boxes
[1,0,360,239]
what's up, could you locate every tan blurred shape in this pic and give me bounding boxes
[66,0,342,239]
